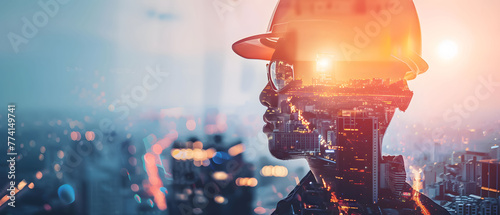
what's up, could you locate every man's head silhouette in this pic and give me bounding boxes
[233,0,429,206]
[234,0,427,158]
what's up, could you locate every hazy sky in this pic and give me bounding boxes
[1,0,499,129]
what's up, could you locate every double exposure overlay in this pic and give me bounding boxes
[1,0,500,215]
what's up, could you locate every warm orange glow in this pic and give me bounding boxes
[186,119,196,131]
[152,144,163,155]
[288,99,311,132]
[481,187,500,193]
[70,131,81,141]
[193,141,203,149]
[54,164,61,172]
[185,149,193,160]
[248,178,258,187]
[171,148,214,162]
[192,149,206,161]
[212,171,229,181]
[171,149,180,158]
[260,165,288,177]
[316,53,335,72]
[57,150,64,159]
[85,131,95,141]
[0,180,29,207]
[36,171,43,180]
[228,143,245,156]
[233,0,427,81]
[236,177,258,187]
[330,192,338,203]
[236,177,247,186]
[18,180,27,190]
[410,166,430,215]
[254,206,266,214]
[0,195,10,207]
[28,182,34,189]
[206,148,216,158]
[143,152,167,211]
[260,166,272,177]
[214,195,225,204]
[0,180,25,207]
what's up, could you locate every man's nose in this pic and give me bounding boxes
[259,84,278,108]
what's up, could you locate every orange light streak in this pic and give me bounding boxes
[288,98,312,132]
[144,153,167,210]
[0,180,29,207]
[410,167,430,215]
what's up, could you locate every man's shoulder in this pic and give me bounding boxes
[272,171,318,214]
[272,171,451,215]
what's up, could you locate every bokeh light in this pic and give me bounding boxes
[57,150,65,159]
[54,164,61,172]
[212,171,228,181]
[36,171,43,180]
[152,144,163,155]
[70,131,81,141]
[186,119,196,131]
[57,184,76,205]
[85,131,95,141]
[131,184,139,192]
[260,165,288,177]
[438,40,458,60]
[134,194,141,203]
[43,204,52,211]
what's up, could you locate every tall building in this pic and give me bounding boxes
[491,145,500,160]
[479,159,500,198]
[461,159,480,183]
[334,116,379,204]
[380,155,406,198]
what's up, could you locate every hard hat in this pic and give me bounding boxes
[232,0,428,81]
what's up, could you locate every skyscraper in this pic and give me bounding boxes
[334,116,379,204]
[480,159,500,198]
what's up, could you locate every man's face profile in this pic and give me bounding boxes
[234,0,428,202]
[258,27,414,160]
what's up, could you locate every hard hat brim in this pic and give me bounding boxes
[232,32,284,61]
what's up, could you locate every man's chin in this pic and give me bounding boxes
[262,123,274,134]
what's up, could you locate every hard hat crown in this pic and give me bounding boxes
[233,0,428,80]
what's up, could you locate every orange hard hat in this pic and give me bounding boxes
[232,0,428,80]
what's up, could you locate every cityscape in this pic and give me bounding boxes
[2,0,500,215]
[1,107,498,214]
